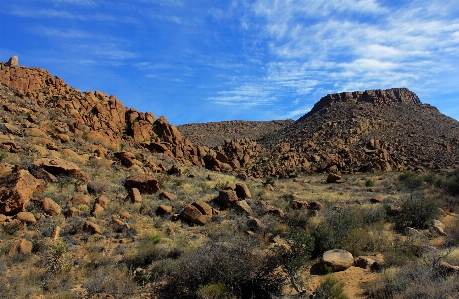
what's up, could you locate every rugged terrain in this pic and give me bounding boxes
[1,57,459,299]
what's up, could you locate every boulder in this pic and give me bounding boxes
[15,211,36,224]
[191,201,213,218]
[9,239,32,256]
[114,151,136,168]
[129,188,142,203]
[71,194,90,206]
[6,56,18,67]
[83,221,102,234]
[321,249,354,272]
[431,219,447,236]
[159,191,177,201]
[247,216,266,232]
[125,174,160,194]
[291,200,309,210]
[369,195,384,203]
[218,189,238,208]
[234,200,253,214]
[95,195,109,210]
[0,169,42,215]
[307,201,324,211]
[156,205,173,215]
[235,183,252,199]
[91,203,104,218]
[65,207,81,217]
[41,197,61,216]
[33,158,90,182]
[326,173,345,184]
[180,204,210,225]
[32,167,58,183]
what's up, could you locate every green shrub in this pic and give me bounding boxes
[0,151,7,162]
[395,196,440,228]
[313,207,360,254]
[197,283,230,299]
[444,170,459,196]
[398,172,423,190]
[277,227,314,292]
[313,277,349,299]
[365,179,375,187]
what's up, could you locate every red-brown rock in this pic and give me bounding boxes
[124,174,160,194]
[0,169,42,215]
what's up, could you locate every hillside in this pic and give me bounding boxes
[178,120,293,148]
[1,57,459,299]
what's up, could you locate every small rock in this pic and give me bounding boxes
[9,239,32,256]
[129,188,142,203]
[235,183,252,199]
[83,221,102,234]
[218,189,238,208]
[247,216,266,232]
[159,191,177,201]
[41,197,61,216]
[65,207,81,217]
[369,195,384,203]
[234,200,253,214]
[91,203,104,218]
[95,195,109,210]
[326,173,344,184]
[156,205,173,215]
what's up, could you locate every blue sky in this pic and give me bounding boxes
[1,0,458,125]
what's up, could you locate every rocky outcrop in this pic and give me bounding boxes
[33,158,90,182]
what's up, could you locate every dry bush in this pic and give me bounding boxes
[83,263,138,298]
[160,236,285,299]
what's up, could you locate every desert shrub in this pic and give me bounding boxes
[276,227,315,292]
[2,221,22,236]
[124,235,165,269]
[312,207,361,254]
[312,276,349,299]
[161,237,284,298]
[366,262,459,299]
[83,264,138,298]
[284,210,311,229]
[197,283,231,299]
[361,205,386,225]
[398,172,423,190]
[366,179,375,187]
[444,170,459,196]
[0,151,6,162]
[382,237,420,267]
[394,196,440,228]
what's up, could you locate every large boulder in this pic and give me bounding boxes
[180,202,212,225]
[235,183,252,199]
[33,158,90,182]
[124,174,160,194]
[217,189,238,208]
[321,249,354,272]
[0,169,42,215]
[41,197,61,216]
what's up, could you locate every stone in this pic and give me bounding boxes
[291,200,309,210]
[218,189,238,208]
[41,197,61,216]
[180,204,209,225]
[53,226,61,240]
[369,195,384,203]
[167,164,182,176]
[247,216,266,231]
[156,205,173,215]
[0,169,42,215]
[124,174,160,194]
[32,168,58,183]
[114,151,136,168]
[326,173,344,183]
[33,158,90,182]
[431,219,447,236]
[265,184,274,191]
[95,195,109,210]
[192,201,213,217]
[159,191,177,201]
[321,249,354,272]
[6,56,18,67]
[207,174,217,181]
[9,239,32,256]
[65,207,81,217]
[15,211,36,223]
[83,221,102,234]
[91,203,105,218]
[307,201,324,211]
[234,200,253,214]
[129,188,142,203]
[72,194,90,206]
[266,205,285,218]
[235,183,252,199]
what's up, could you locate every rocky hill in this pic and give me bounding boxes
[243,88,459,177]
[178,120,293,148]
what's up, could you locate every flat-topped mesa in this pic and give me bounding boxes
[308,88,421,115]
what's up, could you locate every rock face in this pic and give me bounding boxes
[321,249,354,272]
[6,56,18,67]
[0,169,42,215]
